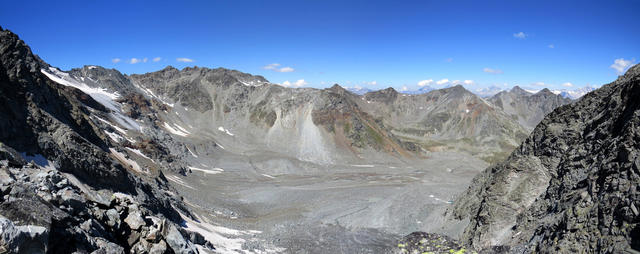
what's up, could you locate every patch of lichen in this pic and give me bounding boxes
[395,232,476,254]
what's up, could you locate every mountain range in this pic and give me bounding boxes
[2,26,635,253]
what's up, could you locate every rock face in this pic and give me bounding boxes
[0,27,212,253]
[450,64,640,253]
[488,86,573,130]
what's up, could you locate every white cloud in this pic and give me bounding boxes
[562,82,573,87]
[176,58,194,63]
[436,79,449,85]
[281,79,308,88]
[143,57,148,63]
[532,82,546,87]
[417,79,433,87]
[112,58,121,63]
[483,67,504,74]
[263,63,295,72]
[363,81,377,86]
[263,63,280,70]
[129,58,141,64]
[464,80,474,85]
[399,85,409,92]
[548,44,555,49]
[153,57,162,62]
[610,58,634,74]
[278,67,294,72]
[513,32,527,39]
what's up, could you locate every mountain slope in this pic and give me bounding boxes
[488,86,573,130]
[450,64,640,252]
[359,85,529,163]
[0,27,214,253]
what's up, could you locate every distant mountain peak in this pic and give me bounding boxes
[510,85,529,95]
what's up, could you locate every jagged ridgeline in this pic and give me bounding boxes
[0,27,213,253]
[444,64,640,252]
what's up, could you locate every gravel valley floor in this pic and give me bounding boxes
[164,151,487,253]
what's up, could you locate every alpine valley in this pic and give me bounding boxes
[1,26,638,254]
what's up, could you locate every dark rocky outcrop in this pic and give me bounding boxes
[450,64,640,253]
[0,27,212,253]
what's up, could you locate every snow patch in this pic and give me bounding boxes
[163,122,190,137]
[217,126,235,136]
[261,174,275,179]
[351,164,375,168]
[188,166,224,175]
[110,148,145,174]
[165,175,196,190]
[177,210,275,254]
[186,147,198,158]
[125,147,153,162]
[42,67,141,132]
[42,67,120,110]
[87,66,97,69]
[104,131,123,142]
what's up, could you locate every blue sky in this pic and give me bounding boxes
[1,0,638,91]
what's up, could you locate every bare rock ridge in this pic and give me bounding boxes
[446,64,640,253]
[0,27,213,253]
[488,86,573,130]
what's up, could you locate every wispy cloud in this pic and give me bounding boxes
[281,79,308,88]
[263,63,295,72]
[279,67,294,72]
[513,32,527,39]
[436,79,449,85]
[483,67,504,74]
[143,57,148,63]
[177,58,194,63]
[445,58,453,63]
[548,44,555,49]
[610,58,634,74]
[417,79,433,87]
[399,85,409,92]
[532,82,546,87]
[153,57,162,62]
[463,80,474,85]
[562,82,573,87]
[112,58,121,63]
[129,58,141,64]
[363,81,377,86]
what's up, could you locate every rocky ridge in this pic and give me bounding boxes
[488,86,573,130]
[0,26,213,253]
[448,64,640,252]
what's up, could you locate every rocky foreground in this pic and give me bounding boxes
[0,26,213,253]
[395,65,640,252]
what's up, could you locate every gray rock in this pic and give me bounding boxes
[0,216,48,254]
[149,240,167,254]
[165,224,195,254]
[124,210,146,231]
[90,239,125,254]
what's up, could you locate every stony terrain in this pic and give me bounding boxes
[448,64,640,252]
